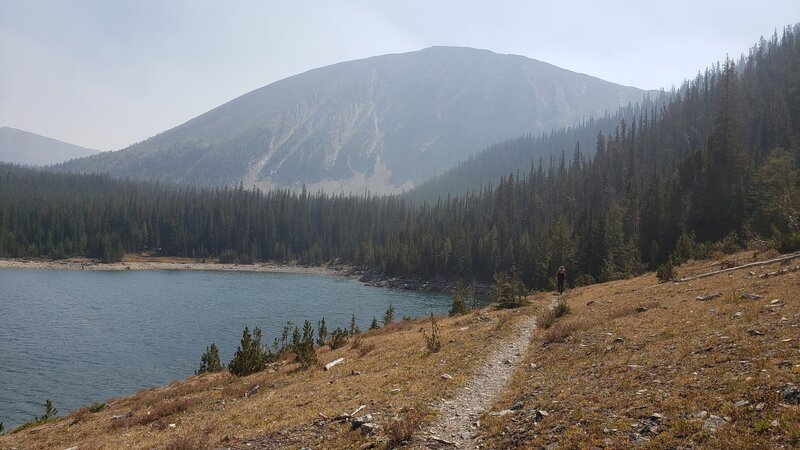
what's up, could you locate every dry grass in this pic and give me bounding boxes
[480,250,800,449]
[0,306,530,449]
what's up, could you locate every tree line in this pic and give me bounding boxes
[1,25,799,291]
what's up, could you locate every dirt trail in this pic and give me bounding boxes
[414,312,540,449]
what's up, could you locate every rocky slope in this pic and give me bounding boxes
[56,47,651,194]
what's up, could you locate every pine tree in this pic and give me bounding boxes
[316,318,328,346]
[370,316,380,330]
[294,320,317,368]
[383,302,395,326]
[349,312,360,336]
[228,326,267,376]
[196,343,223,374]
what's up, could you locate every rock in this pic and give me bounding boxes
[734,400,750,407]
[441,373,453,380]
[702,415,727,432]
[586,300,597,306]
[529,363,538,369]
[748,329,765,336]
[504,359,513,365]
[778,361,792,369]
[779,383,799,404]
[650,413,663,421]
[511,400,525,410]
[732,311,742,318]
[693,410,708,419]
[350,370,361,376]
[359,442,376,450]
[636,306,648,313]
[530,409,549,422]
[360,423,378,435]
[755,402,766,411]
[489,409,514,417]
[771,420,780,428]
[696,293,722,301]
[613,337,625,344]
[770,299,782,304]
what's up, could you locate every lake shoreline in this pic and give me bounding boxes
[0,256,348,276]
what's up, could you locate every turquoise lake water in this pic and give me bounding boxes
[0,269,451,429]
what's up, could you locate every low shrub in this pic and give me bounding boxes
[656,260,677,282]
[542,321,579,345]
[422,315,442,354]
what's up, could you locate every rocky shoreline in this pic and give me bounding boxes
[351,269,491,294]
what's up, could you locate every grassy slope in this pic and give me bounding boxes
[481,250,800,449]
[1,251,797,449]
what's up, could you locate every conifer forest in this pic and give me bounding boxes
[1,27,799,291]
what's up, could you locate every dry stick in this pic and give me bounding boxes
[675,252,800,282]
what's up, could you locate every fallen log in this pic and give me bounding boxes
[324,357,345,371]
[111,411,133,420]
[677,252,800,282]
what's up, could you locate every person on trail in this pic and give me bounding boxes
[556,266,566,295]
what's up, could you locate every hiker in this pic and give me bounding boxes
[556,266,566,294]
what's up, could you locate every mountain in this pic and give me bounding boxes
[0,127,100,166]
[56,47,652,194]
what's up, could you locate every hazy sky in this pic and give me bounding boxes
[1,1,797,151]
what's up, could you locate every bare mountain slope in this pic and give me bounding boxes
[0,127,100,166]
[57,47,652,193]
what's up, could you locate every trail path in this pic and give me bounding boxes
[413,312,540,449]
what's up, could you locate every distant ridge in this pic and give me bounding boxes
[57,46,653,194]
[0,127,101,166]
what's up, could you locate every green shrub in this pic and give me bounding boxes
[196,343,223,374]
[656,260,677,282]
[88,401,106,413]
[293,320,317,369]
[492,267,526,309]
[779,232,800,253]
[448,281,472,316]
[383,302,395,326]
[37,399,58,421]
[370,316,380,330]
[316,318,328,346]
[329,327,349,349]
[228,326,267,376]
[552,301,570,318]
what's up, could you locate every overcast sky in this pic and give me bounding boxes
[1,1,797,151]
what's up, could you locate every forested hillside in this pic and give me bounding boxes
[2,26,799,290]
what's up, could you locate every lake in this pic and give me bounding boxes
[0,268,452,429]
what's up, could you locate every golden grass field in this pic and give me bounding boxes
[1,250,797,449]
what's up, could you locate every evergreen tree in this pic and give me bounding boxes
[196,343,223,374]
[228,326,267,376]
[383,302,395,326]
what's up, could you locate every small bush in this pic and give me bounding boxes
[293,320,317,369]
[358,342,376,357]
[196,343,224,374]
[88,401,106,413]
[492,267,526,309]
[543,321,579,345]
[329,327,349,349]
[449,281,472,316]
[383,302,395,326]
[165,435,206,450]
[422,315,442,354]
[386,407,425,447]
[228,326,267,376]
[69,407,89,424]
[656,260,677,282]
[537,310,556,329]
[552,301,570,318]
[37,399,58,421]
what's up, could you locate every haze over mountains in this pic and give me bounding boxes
[0,127,100,166]
[56,47,653,194]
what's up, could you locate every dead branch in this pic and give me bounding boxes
[676,252,800,282]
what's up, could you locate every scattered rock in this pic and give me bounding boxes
[350,370,361,376]
[696,293,722,301]
[489,410,514,417]
[755,402,766,411]
[770,299,783,305]
[771,420,780,428]
[613,337,625,344]
[529,363,538,369]
[111,411,133,420]
[702,415,727,432]
[740,292,763,300]
[530,409,549,422]
[734,400,750,407]
[778,361,792,369]
[779,383,799,404]
[693,410,708,419]
[636,306,648,313]
[732,311,743,318]
[168,423,176,428]
[586,300,597,306]
[511,401,525,410]
[748,330,765,336]
[359,442,376,450]
[360,423,378,435]
[441,373,453,380]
